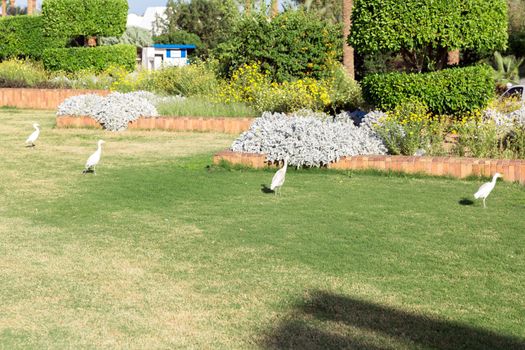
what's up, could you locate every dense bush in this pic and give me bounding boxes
[42,0,127,38]
[0,15,66,60]
[42,45,136,73]
[153,62,219,96]
[349,0,508,72]
[215,10,342,82]
[231,112,387,167]
[362,65,495,115]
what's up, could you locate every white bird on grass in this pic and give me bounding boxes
[270,157,288,195]
[82,140,105,175]
[25,123,40,147]
[474,173,502,208]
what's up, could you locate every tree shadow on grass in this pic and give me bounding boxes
[261,290,525,350]
[459,198,475,206]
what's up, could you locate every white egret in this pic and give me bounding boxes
[82,140,105,175]
[25,123,40,147]
[270,158,288,195]
[474,173,502,208]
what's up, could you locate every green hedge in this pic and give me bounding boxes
[42,44,136,72]
[0,15,66,60]
[349,0,508,72]
[350,0,508,55]
[42,0,127,38]
[362,65,495,114]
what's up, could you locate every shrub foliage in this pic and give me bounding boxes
[42,44,136,73]
[362,65,495,114]
[0,15,66,60]
[349,0,508,72]
[42,0,128,38]
[215,10,342,82]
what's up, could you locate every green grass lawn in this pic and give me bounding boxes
[1,108,524,349]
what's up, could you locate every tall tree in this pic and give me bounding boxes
[245,0,251,15]
[159,0,239,55]
[349,0,508,72]
[342,0,354,78]
[1,0,6,16]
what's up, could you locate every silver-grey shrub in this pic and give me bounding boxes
[231,112,387,167]
[57,91,159,131]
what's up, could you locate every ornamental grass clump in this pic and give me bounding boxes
[371,99,446,156]
[231,111,387,167]
[0,59,50,88]
[57,91,158,131]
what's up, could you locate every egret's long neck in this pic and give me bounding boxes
[283,159,288,169]
[34,125,39,131]
[492,175,498,184]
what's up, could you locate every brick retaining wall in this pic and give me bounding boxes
[56,115,255,134]
[213,150,525,184]
[0,88,110,110]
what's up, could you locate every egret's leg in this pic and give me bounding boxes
[483,198,486,209]
[93,166,97,176]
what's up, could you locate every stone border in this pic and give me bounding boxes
[213,150,525,184]
[0,88,110,110]
[56,115,255,134]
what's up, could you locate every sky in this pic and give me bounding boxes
[35,0,169,15]
[127,0,168,14]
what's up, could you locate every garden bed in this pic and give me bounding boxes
[0,88,110,110]
[214,150,525,184]
[56,115,255,134]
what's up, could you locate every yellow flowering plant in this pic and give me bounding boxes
[374,98,446,156]
[219,62,333,113]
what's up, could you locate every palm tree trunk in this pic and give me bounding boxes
[1,0,6,16]
[447,49,460,66]
[271,0,279,17]
[342,0,355,79]
[245,0,251,16]
[27,0,34,14]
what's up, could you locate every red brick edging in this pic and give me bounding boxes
[213,150,525,184]
[56,115,255,134]
[0,88,110,110]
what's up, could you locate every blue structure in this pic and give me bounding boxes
[142,44,197,70]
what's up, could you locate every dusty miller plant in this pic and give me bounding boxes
[231,111,387,167]
[57,91,159,131]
